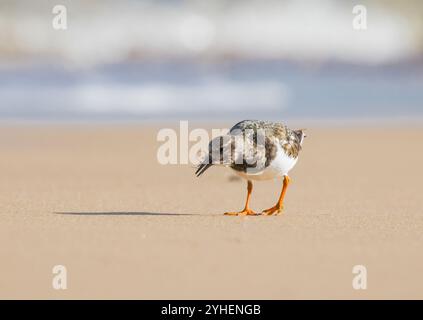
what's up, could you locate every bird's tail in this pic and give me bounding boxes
[195,163,212,177]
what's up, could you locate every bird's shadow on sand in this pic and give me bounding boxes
[54,211,206,217]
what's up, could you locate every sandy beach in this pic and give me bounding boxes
[0,124,422,299]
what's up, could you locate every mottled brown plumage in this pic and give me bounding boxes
[195,120,306,216]
[195,120,304,176]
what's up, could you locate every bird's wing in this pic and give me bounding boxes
[229,121,278,173]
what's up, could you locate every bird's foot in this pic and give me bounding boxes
[261,204,284,216]
[224,209,257,216]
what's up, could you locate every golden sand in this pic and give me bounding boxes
[0,124,422,299]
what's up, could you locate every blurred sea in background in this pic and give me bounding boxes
[0,0,422,122]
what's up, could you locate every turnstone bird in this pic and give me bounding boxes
[195,120,306,216]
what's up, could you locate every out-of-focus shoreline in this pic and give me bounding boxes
[1,59,422,122]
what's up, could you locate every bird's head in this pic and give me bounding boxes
[208,135,232,165]
[294,129,307,145]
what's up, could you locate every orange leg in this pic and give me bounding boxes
[225,180,257,216]
[262,175,291,216]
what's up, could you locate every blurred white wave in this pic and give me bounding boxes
[0,0,420,66]
[73,81,289,114]
[0,77,290,119]
[1,60,422,121]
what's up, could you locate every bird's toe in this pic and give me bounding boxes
[261,205,284,216]
[224,209,257,216]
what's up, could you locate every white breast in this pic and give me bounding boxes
[232,144,298,181]
[269,143,298,176]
